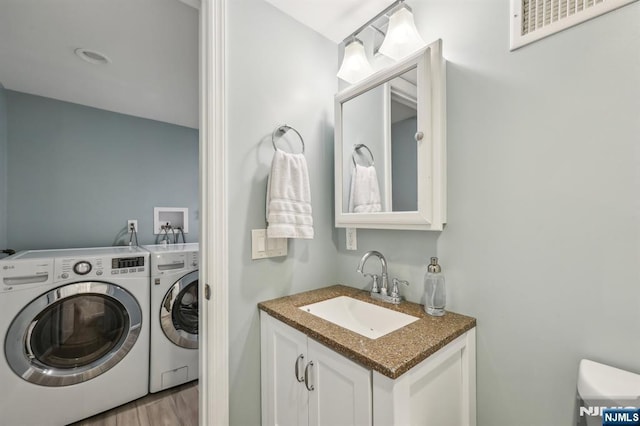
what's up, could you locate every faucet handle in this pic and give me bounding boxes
[364,273,380,293]
[391,278,409,298]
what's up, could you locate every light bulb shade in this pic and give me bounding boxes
[378,7,426,61]
[337,39,374,84]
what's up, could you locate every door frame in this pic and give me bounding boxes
[199,0,229,424]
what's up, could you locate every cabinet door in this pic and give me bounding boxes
[372,330,476,426]
[261,312,308,426]
[307,339,372,426]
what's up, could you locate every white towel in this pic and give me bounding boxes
[348,164,382,213]
[266,150,314,239]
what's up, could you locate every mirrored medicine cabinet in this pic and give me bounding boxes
[334,39,447,231]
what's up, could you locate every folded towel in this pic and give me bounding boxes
[348,164,382,213]
[266,150,314,239]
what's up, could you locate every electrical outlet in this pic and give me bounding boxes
[127,220,138,233]
[346,228,357,250]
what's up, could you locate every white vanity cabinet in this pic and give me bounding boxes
[372,331,476,426]
[260,311,372,426]
[260,310,476,426]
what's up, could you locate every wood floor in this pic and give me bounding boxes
[70,381,198,426]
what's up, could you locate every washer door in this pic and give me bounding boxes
[5,282,142,387]
[160,270,198,349]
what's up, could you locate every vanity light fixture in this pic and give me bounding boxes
[336,38,374,84]
[378,6,425,60]
[336,0,425,84]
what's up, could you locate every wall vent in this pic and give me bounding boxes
[510,0,637,50]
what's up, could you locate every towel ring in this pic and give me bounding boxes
[272,125,305,154]
[352,144,375,167]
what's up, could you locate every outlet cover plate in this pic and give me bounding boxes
[252,229,287,259]
[127,220,138,233]
[346,228,357,250]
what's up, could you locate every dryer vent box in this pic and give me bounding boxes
[154,207,188,234]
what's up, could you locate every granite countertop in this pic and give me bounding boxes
[258,284,476,379]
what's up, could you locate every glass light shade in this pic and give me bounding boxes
[378,7,426,61]
[337,39,374,84]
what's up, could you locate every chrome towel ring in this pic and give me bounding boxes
[272,124,305,154]
[352,143,375,167]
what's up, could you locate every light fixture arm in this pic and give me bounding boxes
[369,24,387,38]
[341,0,410,45]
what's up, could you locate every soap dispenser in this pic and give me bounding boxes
[424,257,446,316]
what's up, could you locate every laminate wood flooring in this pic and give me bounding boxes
[70,381,198,426]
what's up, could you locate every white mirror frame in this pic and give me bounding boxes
[334,39,446,231]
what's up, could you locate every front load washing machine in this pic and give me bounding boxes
[0,246,150,426]
[143,243,199,393]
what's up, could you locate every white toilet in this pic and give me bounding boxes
[577,359,640,426]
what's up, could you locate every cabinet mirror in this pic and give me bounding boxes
[334,39,446,231]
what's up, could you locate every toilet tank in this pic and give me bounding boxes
[577,359,640,426]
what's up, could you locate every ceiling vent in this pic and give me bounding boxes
[510,0,637,50]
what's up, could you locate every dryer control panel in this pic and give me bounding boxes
[151,251,198,276]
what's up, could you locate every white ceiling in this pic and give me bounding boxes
[0,0,199,129]
[263,0,395,43]
[0,0,393,130]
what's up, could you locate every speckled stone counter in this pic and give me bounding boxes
[258,284,476,379]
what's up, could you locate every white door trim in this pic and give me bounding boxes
[199,0,229,424]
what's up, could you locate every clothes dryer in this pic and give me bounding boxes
[0,246,150,426]
[143,243,199,393]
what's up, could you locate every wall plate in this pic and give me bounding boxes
[346,228,357,250]
[127,219,138,233]
[251,229,287,259]
[154,207,188,234]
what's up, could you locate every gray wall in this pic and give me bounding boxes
[416,2,638,425]
[0,84,7,251]
[335,229,438,304]
[226,1,337,424]
[5,91,199,250]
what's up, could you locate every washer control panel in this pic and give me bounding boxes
[112,256,145,270]
[73,261,92,275]
[109,256,147,277]
[56,257,103,280]
[55,255,148,280]
[0,259,54,291]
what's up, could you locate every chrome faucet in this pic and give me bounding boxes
[357,251,408,304]
[356,250,389,295]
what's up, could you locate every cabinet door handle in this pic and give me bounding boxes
[294,354,305,383]
[304,361,314,391]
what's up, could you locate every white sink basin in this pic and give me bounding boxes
[299,296,419,339]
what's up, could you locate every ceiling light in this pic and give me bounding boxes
[74,48,111,65]
[337,39,374,84]
[378,7,426,60]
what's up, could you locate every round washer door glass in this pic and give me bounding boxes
[31,294,126,368]
[161,270,198,349]
[5,282,142,387]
